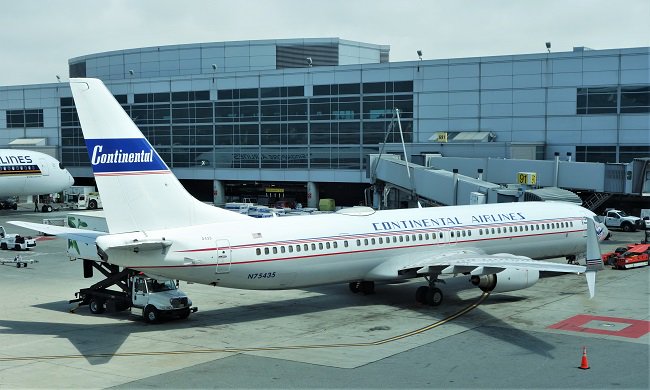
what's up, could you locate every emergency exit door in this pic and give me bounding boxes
[215,239,231,274]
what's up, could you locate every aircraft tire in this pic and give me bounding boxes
[415,286,428,304]
[349,282,361,294]
[144,305,160,323]
[425,287,443,306]
[360,281,375,295]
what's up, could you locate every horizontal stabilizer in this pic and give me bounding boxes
[8,220,105,241]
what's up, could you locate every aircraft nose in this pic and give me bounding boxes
[67,171,75,186]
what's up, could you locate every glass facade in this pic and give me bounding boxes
[6,109,43,128]
[577,85,650,114]
[60,82,413,171]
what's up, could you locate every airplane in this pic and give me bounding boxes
[10,78,603,307]
[0,149,75,209]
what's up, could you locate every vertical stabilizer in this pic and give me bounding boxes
[584,217,603,298]
[70,78,249,233]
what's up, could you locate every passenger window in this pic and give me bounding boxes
[371,238,376,245]
[399,236,404,242]
[304,244,309,251]
[364,239,369,245]
[344,241,349,248]
[311,243,316,250]
[281,247,286,253]
[264,248,269,255]
[296,245,301,252]
[318,243,323,250]
[273,247,277,254]
[333,242,337,249]
[357,239,361,246]
[256,248,261,256]
[288,246,293,253]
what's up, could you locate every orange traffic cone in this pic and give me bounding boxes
[579,346,590,370]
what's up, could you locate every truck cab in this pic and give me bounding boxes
[604,209,642,232]
[130,275,194,323]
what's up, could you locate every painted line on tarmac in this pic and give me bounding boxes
[0,292,489,362]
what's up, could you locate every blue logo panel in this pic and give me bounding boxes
[85,138,168,173]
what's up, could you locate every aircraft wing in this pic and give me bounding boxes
[400,250,587,276]
[7,220,106,241]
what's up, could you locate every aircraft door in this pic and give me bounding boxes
[215,239,231,274]
[39,159,49,176]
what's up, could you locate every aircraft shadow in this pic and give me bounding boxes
[1,281,555,365]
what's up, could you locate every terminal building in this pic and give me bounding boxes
[0,38,648,208]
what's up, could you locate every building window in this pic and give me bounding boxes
[576,146,617,163]
[6,109,43,128]
[621,86,650,113]
[577,87,617,114]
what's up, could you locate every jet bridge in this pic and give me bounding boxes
[368,154,502,207]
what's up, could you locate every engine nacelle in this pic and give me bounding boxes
[470,268,540,293]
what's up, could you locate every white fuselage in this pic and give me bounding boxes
[0,150,74,197]
[99,201,592,290]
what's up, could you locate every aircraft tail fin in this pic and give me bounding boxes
[69,78,250,233]
[584,217,604,298]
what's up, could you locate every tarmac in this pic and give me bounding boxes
[0,207,648,389]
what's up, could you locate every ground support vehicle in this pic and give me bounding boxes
[0,198,18,210]
[0,226,36,250]
[612,244,650,270]
[603,209,643,232]
[70,260,197,323]
[0,255,37,268]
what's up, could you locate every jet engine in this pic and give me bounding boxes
[470,268,539,293]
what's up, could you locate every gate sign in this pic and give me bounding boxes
[517,172,537,185]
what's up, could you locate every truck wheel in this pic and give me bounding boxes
[88,200,97,210]
[0,243,7,250]
[144,305,160,323]
[89,299,106,314]
[11,203,17,210]
[178,308,191,319]
[14,245,21,250]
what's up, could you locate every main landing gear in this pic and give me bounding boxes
[349,281,375,295]
[348,277,444,306]
[414,276,443,306]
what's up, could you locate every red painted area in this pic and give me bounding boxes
[34,236,57,241]
[548,314,650,339]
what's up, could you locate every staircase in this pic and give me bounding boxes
[582,192,612,211]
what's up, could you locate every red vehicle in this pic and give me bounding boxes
[611,244,650,270]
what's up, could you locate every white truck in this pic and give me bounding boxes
[66,213,196,323]
[0,226,37,251]
[603,209,643,232]
[72,269,197,323]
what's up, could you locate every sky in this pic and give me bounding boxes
[1,0,649,86]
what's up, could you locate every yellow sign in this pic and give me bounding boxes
[517,172,537,185]
[436,132,448,143]
[265,188,284,193]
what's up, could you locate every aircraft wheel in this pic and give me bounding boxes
[144,305,160,323]
[415,286,428,304]
[349,282,361,294]
[425,287,443,306]
[360,281,375,295]
[89,299,105,314]
[16,262,21,268]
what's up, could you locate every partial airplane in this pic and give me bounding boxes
[11,78,603,306]
[0,149,74,208]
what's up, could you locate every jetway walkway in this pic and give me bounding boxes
[368,154,583,207]
[368,154,502,206]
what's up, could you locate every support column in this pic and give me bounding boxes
[307,181,319,209]
[213,180,225,207]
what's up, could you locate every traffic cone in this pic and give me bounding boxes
[579,346,590,370]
